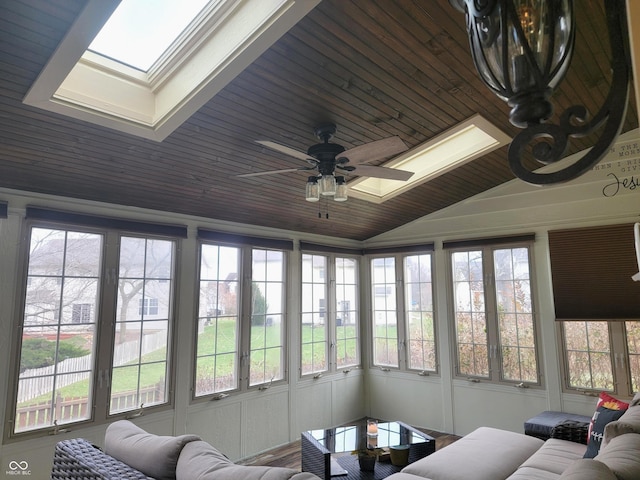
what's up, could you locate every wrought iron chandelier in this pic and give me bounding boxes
[450,0,631,185]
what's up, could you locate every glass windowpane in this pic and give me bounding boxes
[195,244,239,396]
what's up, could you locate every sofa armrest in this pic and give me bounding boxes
[51,438,154,480]
[550,420,589,445]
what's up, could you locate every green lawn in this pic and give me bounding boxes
[20,320,361,408]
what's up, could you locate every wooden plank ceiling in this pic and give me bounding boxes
[0,0,637,240]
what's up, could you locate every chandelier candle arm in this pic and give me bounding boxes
[450,0,632,185]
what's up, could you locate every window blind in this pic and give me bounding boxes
[299,241,362,256]
[549,223,640,321]
[26,207,188,238]
[197,229,293,251]
[362,243,434,255]
[443,234,535,250]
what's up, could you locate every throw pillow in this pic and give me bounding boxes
[584,392,629,459]
[104,420,201,480]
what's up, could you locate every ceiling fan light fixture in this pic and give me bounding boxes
[334,176,348,202]
[319,174,336,196]
[305,176,320,202]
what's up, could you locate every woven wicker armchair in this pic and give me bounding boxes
[51,438,154,480]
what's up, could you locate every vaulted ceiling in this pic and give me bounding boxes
[0,0,637,240]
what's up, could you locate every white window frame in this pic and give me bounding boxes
[300,251,361,377]
[194,241,289,398]
[447,240,541,387]
[559,320,640,399]
[7,221,179,440]
[369,251,437,373]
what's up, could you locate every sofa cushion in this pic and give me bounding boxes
[104,420,201,480]
[401,427,543,480]
[385,474,433,480]
[558,458,617,480]
[584,392,629,458]
[595,433,640,480]
[601,406,640,449]
[506,466,563,480]
[176,440,319,480]
[518,438,586,475]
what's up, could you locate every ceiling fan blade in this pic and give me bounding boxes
[256,140,312,162]
[351,164,414,181]
[237,168,306,178]
[339,136,408,164]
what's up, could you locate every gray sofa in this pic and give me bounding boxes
[51,420,320,480]
[387,393,640,480]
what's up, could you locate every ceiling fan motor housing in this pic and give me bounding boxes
[307,142,345,176]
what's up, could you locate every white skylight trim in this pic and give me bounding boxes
[23,0,320,141]
[348,115,511,203]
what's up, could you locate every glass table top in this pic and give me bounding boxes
[305,420,430,454]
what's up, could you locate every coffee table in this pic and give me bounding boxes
[301,420,435,480]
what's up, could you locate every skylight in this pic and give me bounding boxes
[348,115,511,203]
[88,0,210,72]
[23,0,320,141]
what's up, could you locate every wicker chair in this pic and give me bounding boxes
[51,438,154,480]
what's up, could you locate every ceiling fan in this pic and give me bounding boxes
[238,123,414,183]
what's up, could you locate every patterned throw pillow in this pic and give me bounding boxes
[583,392,629,458]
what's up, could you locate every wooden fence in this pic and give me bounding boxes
[18,330,167,403]
[15,383,164,432]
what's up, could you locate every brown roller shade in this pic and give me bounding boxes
[549,223,640,320]
[362,243,434,255]
[299,241,363,256]
[26,207,188,238]
[443,234,535,250]
[197,229,293,251]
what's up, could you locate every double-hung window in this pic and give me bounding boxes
[10,209,182,437]
[300,245,360,376]
[369,247,436,372]
[446,236,539,385]
[194,231,291,397]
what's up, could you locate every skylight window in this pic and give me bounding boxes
[348,115,511,203]
[23,0,320,141]
[88,0,210,72]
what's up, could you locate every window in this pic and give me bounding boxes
[138,298,159,316]
[448,239,539,385]
[405,254,436,371]
[560,321,640,398]
[25,0,318,140]
[11,221,179,436]
[335,257,359,369]
[301,254,328,375]
[371,257,398,367]
[72,303,92,323]
[195,241,288,397]
[300,252,360,376]
[195,245,239,395]
[250,248,285,386]
[549,224,640,399]
[111,237,174,415]
[370,251,435,372]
